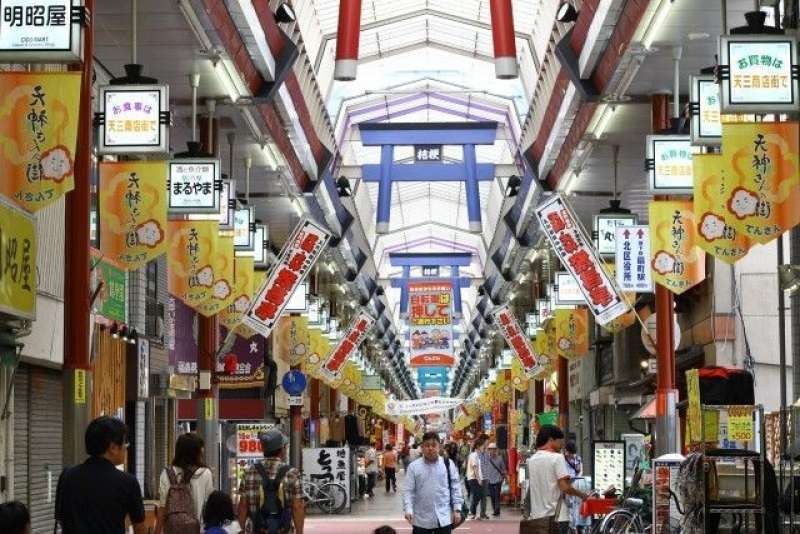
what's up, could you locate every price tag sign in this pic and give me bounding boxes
[728,406,754,442]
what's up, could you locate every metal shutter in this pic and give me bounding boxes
[13,364,29,506]
[28,367,63,533]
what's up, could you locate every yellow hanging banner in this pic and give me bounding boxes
[167,220,219,309]
[511,358,529,392]
[100,161,168,270]
[721,122,800,245]
[196,236,235,317]
[220,257,256,329]
[554,308,589,359]
[0,72,81,212]
[234,270,269,339]
[0,195,36,319]
[650,200,706,294]
[693,153,753,264]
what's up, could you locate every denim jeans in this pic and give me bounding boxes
[467,479,482,515]
[488,482,502,514]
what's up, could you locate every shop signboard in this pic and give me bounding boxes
[218,179,235,231]
[168,159,221,215]
[195,235,235,317]
[592,441,625,491]
[554,308,589,360]
[594,213,637,257]
[0,194,36,319]
[408,281,453,365]
[0,0,84,62]
[239,224,269,269]
[97,84,169,154]
[652,455,685,534]
[236,423,274,458]
[615,225,653,293]
[90,250,127,323]
[537,298,553,322]
[622,434,646,482]
[555,271,585,305]
[302,447,351,507]
[166,220,218,309]
[243,218,331,337]
[491,304,546,378]
[719,34,799,113]
[320,311,374,379]
[646,135,694,195]
[233,206,254,251]
[534,194,629,325]
[689,74,754,146]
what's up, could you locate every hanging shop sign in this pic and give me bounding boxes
[166,220,218,308]
[537,298,553,322]
[554,308,589,360]
[720,121,800,245]
[167,159,221,215]
[491,304,546,378]
[408,281,453,365]
[238,223,268,266]
[243,218,331,339]
[218,179,235,230]
[414,144,442,162]
[593,213,637,257]
[320,311,374,379]
[692,153,752,263]
[233,205,255,251]
[645,135,694,195]
[195,235,235,317]
[168,295,198,375]
[640,313,680,357]
[219,257,255,330]
[136,338,150,400]
[90,249,126,323]
[689,74,754,146]
[215,327,266,388]
[96,84,169,154]
[719,34,799,113]
[99,161,168,270]
[385,396,463,416]
[535,194,629,325]
[555,271,585,305]
[650,200,706,294]
[0,0,85,62]
[614,226,654,293]
[0,71,80,212]
[0,194,36,319]
[236,423,274,458]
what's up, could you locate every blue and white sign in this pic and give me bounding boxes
[615,225,653,293]
[282,369,307,396]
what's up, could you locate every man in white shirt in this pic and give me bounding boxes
[365,442,379,498]
[526,425,588,534]
[465,439,485,520]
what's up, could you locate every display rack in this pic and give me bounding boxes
[699,404,766,533]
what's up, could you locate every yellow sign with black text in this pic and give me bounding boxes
[0,195,36,319]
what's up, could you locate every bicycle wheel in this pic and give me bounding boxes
[316,482,348,514]
[598,509,642,534]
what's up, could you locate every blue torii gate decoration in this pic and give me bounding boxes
[418,367,449,391]
[358,122,498,233]
[388,253,472,319]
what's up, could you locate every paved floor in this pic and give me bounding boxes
[307,471,523,533]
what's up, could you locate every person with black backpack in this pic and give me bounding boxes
[237,428,304,534]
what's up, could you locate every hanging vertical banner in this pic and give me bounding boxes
[615,226,654,292]
[233,270,268,340]
[215,327,266,388]
[0,72,81,212]
[491,304,545,378]
[0,195,37,319]
[692,153,752,263]
[320,311,374,379]
[408,281,453,366]
[511,358,529,392]
[168,295,198,375]
[195,235,235,317]
[650,200,706,294]
[535,194,629,325]
[99,161,168,270]
[220,257,255,329]
[243,218,331,339]
[167,220,218,309]
[721,122,800,245]
[554,308,589,359]
[90,248,126,322]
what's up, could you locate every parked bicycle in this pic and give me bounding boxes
[300,474,348,514]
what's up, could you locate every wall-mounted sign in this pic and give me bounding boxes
[555,272,585,305]
[414,144,442,162]
[594,213,637,257]
[535,194,628,325]
[243,218,331,338]
[0,0,84,62]
[719,35,799,113]
[646,135,694,195]
[320,311,374,379]
[97,84,169,154]
[238,223,268,267]
[168,159,220,215]
[615,226,653,293]
[0,194,36,319]
[233,206,254,251]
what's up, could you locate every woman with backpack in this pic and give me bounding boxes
[155,433,215,534]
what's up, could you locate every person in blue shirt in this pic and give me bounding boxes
[404,431,464,534]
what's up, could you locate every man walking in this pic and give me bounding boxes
[383,443,398,493]
[524,425,588,534]
[485,443,507,517]
[465,438,485,520]
[404,431,464,534]
[365,441,379,498]
[55,416,146,534]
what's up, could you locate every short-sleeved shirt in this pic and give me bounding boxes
[240,458,302,516]
[158,466,214,521]
[527,450,570,522]
[365,448,378,474]
[383,450,397,469]
[55,457,145,533]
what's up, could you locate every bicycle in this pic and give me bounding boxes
[301,474,349,514]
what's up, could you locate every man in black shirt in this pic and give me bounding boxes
[55,416,146,534]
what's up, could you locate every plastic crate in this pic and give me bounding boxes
[580,497,618,517]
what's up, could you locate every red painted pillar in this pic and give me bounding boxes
[489,0,518,79]
[334,0,362,80]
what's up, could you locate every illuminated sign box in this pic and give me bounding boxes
[0,0,85,62]
[646,135,694,195]
[593,213,637,257]
[719,35,799,113]
[96,84,170,154]
[168,159,220,215]
[690,74,757,147]
[233,206,255,251]
[555,272,585,305]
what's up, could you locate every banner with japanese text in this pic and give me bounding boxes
[693,153,753,263]
[233,270,268,339]
[615,226,654,292]
[215,326,265,389]
[320,311,374,379]
[220,257,255,329]
[491,304,546,378]
[0,195,36,319]
[100,161,168,270]
[243,218,331,339]
[90,249,126,323]
[0,72,80,212]
[721,122,800,245]
[535,194,629,325]
[554,308,589,359]
[196,235,235,317]
[650,200,706,294]
[168,295,197,375]
[385,396,464,416]
[408,281,454,366]
[167,220,218,309]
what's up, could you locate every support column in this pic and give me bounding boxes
[463,144,482,232]
[289,364,303,469]
[399,267,410,318]
[558,357,569,431]
[376,145,393,233]
[489,0,518,79]
[63,0,95,467]
[334,0,362,81]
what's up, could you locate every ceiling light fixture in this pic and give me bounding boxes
[642,0,674,50]
[556,2,579,23]
[505,175,521,198]
[336,176,352,197]
[274,3,297,23]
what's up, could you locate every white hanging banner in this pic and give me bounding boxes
[492,303,548,378]
[615,225,653,293]
[385,396,464,416]
[320,311,375,379]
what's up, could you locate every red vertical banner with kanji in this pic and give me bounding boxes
[408,281,454,367]
[320,311,375,379]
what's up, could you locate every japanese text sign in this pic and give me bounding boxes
[0,71,80,212]
[216,327,266,388]
[137,338,149,400]
[98,84,169,154]
[168,294,198,375]
[236,423,274,458]
[320,311,374,378]
[302,447,351,505]
[727,406,754,442]
[408,281,453,364]
[554,308,589,360]
[168,159,220,214]
[555,271,584,305]
[90,248,126,322]
[218,179,235,230]
[720,121,800,245]
[0,0,83,62]
[594,214,637,257]
[99,161,168,270]
[385,396,463,416]
[491,304,545,378]
[167,220,218,309]
[243,218,331,339]
[233,206,254,251]
[0,194,36,319]
[649,200,706,294]
[615,225,654,292]
[534,194,629,325]
[646,135,694,194]
[689,74,754,146]
[414,144,443,162]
